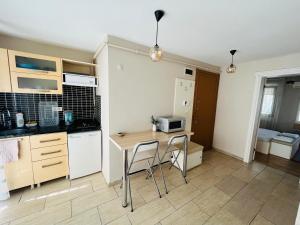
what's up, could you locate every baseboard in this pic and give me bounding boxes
[212,147,243,161]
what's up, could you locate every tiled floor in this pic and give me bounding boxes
[1,150,299,225]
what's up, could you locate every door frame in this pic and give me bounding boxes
[244,67,300,163]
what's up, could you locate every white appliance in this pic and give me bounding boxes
[63,73,98,87]
[157,116,186,133]
[68,131,102,179]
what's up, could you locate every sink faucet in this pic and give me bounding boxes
[0,107,12,129]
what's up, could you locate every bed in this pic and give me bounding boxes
[256,128,280,154]
[270,133,300,159]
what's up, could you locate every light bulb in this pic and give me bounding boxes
[149,45,163,62]
[226,63,236,73]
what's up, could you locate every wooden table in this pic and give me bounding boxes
[110,130,194,207]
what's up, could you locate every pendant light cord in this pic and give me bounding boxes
[155,21,158,46]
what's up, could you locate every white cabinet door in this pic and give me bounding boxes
[68,131,102,179]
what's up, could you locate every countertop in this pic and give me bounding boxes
[0,122,101,139]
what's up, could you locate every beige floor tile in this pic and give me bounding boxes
[250,215,274,225]
[281,173,300,188]
[247,161,266,173]
[72,187,117,215]
[272,180,300,208]
[223,195,263,224]
[107,215,131,225]
[45,182,94,207]
[255,167,284,187]
[190,171,223,192]
[222,158,244,170]
[235,179,274,203]
[166,183,201,209]
[0,198,45,224]
[98,198,130,224]
[204,210,244,225]
[0,189,23,208]
[10,201,71,225]
[193,187,231,216]
[259,195,298,225]
[21,178,70,203]
[164,172,189,188]
[212,165,234,178]
[57,208,101,225]
[161,201,209,225]
[187,162,213,179]
[127,197,175,225]
[215,175,247,197]
[137,179,173,202]
[232,166,260,183]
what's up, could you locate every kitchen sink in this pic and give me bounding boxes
[0,128,31,137]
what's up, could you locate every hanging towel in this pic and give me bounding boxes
[0,139,19,164]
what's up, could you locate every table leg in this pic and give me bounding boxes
[122,149,128,207]
[183,139,188,177]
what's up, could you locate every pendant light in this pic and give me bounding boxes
[226,50,237,73]
[149,10,165,62]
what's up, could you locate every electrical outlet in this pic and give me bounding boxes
[52,107,63,112]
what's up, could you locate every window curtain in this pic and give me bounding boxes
[260,84,283,130]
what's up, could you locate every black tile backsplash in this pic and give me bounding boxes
[0,86,100,126]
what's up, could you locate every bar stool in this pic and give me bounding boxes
[159,134,188,193]
[126,140,165,212]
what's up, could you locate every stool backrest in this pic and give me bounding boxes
[128,140,159,172]
[168,134,188,146]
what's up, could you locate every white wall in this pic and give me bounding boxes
[213,52,300,159]
[107,47,196,182]
[276,78,300,132]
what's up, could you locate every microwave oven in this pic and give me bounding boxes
[157,116,186,133]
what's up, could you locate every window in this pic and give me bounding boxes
[261,87,276,116]
[296,101,300,123]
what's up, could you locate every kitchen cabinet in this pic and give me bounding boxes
[4,136,34,190]
[10,72,62,94]
[30,132,69,185]
[8,50,62,77]
[0,48,12,92]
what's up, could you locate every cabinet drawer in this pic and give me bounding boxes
[33,156,69,184]
[31,144,68,161]
[30,132,67,148]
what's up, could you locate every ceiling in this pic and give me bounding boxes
[1,0,300,66]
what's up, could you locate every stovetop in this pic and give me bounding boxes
[67,119,100,133]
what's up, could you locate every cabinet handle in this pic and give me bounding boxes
[38,89,51,93]
[41,150,62,156]
[40,138,61,143]
[42,161,62,168]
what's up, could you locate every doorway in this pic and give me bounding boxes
[191,69,220,150]
[244,67,300,171]
[254,75,300,176]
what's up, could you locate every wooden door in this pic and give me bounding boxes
[191,69,220,150]
[0,48,12,92]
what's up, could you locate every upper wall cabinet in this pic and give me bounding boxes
[0,48,12,92]
[8,50,62,77]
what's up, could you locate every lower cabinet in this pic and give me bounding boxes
[32,156,69,184]
[4,132,69,190]
[4,136,34,190]
[30,132,69,185]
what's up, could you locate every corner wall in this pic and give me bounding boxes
[213,52,300,160]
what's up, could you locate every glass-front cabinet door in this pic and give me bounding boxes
[8,50,62,76]
[10,72,62,94]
